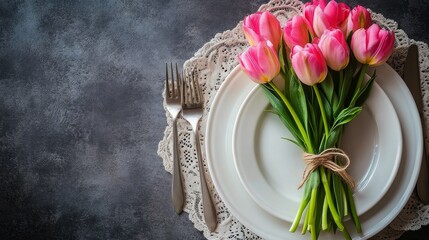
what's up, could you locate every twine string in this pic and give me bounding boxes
[298,148,355,189]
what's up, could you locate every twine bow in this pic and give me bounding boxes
[298,148,355,189]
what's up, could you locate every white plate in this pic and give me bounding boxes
[232,81,402,222]
[205,64,422,239]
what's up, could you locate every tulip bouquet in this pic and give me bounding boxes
[238,0,394,239]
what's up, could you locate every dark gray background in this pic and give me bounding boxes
[0,0,428,239]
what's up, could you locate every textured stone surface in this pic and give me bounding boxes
[0,0,428,239]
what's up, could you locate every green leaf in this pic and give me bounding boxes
[306,94,322,149]
[281,137,302,148]
[282,69,292,100]
[322,127,342,150]
[323,106,362,150]
[321,73,334,104]
[332,173,344,219]
[346,185,362,233]
[337,66,354,114]
[289,73,309,132]
[321,88,333,126]
[304,170,320,199]
[314,187,325,238]
[278,35,289,76]
[354,70,376,107]
[332,107,362,131]
[261,85,306,150]
[332,91,339,117]
[344,64,363,106]
[263,108,277,115]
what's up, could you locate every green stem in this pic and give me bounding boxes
[311,224,317,240]
[341,226,352,240]
[342,183,348,217]
[290,196,310,232]
[322,196,329,230]
[302,208,309,234]
[346,185,362,233]
[308,187,318,227]
[313,85,329,138]
[320,167,344,231]
[309,187,319,240]
[269,82,314,153]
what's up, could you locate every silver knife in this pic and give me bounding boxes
[403,44,429,204]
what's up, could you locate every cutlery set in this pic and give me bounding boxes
[165,63,217,232]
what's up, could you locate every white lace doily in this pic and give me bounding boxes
[157,0,429,239]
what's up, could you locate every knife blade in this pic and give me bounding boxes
[403,44,429,204]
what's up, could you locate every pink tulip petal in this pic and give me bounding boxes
[284,15,313,50]
[291,44,327,86]
[303,3,316,26]
[260,12,281,49]
[366,24,381,55]
[351,24,394,66]
[324,0,339,27]
[239,41,280,84]
[319,29,349,70]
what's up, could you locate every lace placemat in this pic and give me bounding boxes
[157,0,429,239]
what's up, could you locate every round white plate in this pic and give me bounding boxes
[232,81,402,222]
[205,64,422,239]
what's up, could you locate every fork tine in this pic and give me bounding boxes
[165,63,170,98]
[170,63,176,98]
[175,63,180,99]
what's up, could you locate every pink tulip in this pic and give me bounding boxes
[303,2,316,27]
[242,12,282,51]
[303,0,327,26]
[309,0,350,37]
[327,1,350,33]
[351,24,395,66]
[318,29,349,70]
[291,43,328,86]
[283,15,314,50]
[346,5,372,35]
[312,6,331,37]
[239,41,281,84]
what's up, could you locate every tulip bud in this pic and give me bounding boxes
[291,43,328,86]
[311,0,350,37]
[303,0,328,23]
[242,12,282,51]
[331,2,351,34]
[346,5,372,35]
[303,2,317,27]
[351,24,395,66]
[312,6,331,37]
[239,41,281,84]
[283,15,314,50]
[318,29,349,70]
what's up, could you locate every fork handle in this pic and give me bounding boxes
[172,118,185,214]
[194,130,217,232]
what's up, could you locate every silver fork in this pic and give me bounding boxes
[182,70,217,232]
[165,63,184,214]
